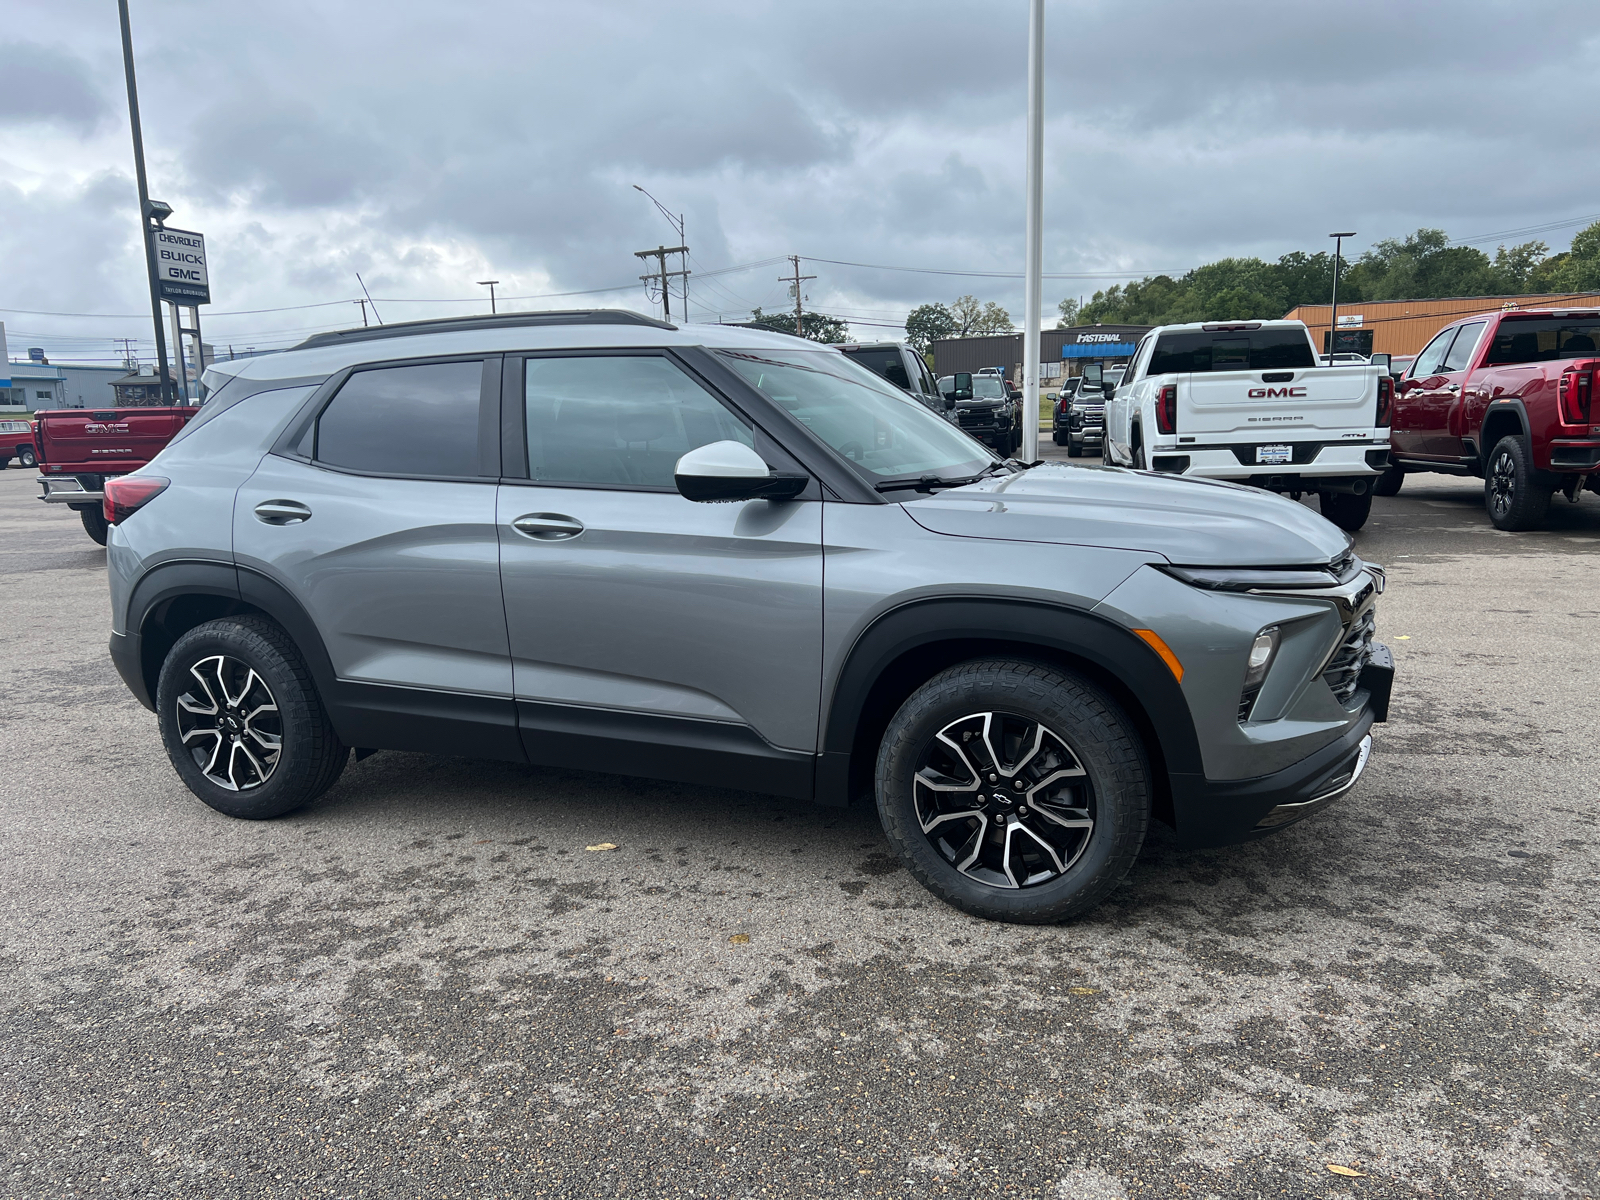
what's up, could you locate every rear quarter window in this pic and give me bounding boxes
[1148,329,1316,374]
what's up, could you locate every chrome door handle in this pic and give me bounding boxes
[512,513,584,540]
[1443,384,1461,393]
[254,500,312,525]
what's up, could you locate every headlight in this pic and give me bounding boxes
[1239,626,1280,721]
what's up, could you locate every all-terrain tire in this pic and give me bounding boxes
[1484,435,1551,531]
[1318,489,1373,531]
[875,658,1151,924]
[156,616,347,819]
[80,506,109,546]
[1053,429,1069,446]
[1371,463,1405,497]
[1067,439,1083,458]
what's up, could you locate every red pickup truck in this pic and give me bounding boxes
[1380,308,1600,530]
[35,405,200,544]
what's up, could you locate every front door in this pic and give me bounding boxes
[1394,326,1463,460]
[1417,320,1485,457]
[496,352,824,795]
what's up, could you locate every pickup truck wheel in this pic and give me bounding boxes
[875,659,1150,924]
[18,446,36,468]
[1485,436,1551,531]
[156,616,348,820]
[1318,489,1373,531]
[1132,444,1147,470]
[1052,429,1068,446]
[80,506,109,546]
[1372,464,1405,497]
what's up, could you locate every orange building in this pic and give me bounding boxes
[1285,292,1600,357]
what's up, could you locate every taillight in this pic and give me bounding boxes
[103,475,169,525]
[1376,374,1393,427]
[31,421,45,463]
[1155,384,1177,435]
[1558,367,1593,425]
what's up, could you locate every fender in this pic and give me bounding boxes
[816,597,1203,808]
[1478,394,1532,458]
[117,559,241,710]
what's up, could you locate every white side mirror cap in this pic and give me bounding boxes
[674,440,769,479]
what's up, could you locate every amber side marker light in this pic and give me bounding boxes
[1132,628,1184,682]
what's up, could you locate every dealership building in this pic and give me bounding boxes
[930,323,1153,383]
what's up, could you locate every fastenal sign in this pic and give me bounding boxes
[152,227,211,305]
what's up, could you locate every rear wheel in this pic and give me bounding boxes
[1318,489,1373,531]
[1372,463,1405,497]
[18,445,37,468]
[1052,429,1069,446]
[79,506,109,546]
[1132,442,1147,470]
[875,659,1150,924]
[1485,435,1551,531]
[156,616,347,819]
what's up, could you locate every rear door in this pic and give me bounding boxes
[233,357,513,703]
[495,351,823,791]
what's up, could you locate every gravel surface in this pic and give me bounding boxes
[2,460,1597,1199]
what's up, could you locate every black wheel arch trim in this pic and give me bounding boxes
[817,597,1203,812]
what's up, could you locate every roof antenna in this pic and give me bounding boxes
[356,273,383,324]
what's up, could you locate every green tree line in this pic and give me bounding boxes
[1063,222,1600,328]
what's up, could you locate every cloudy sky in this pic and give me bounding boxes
[3,0,1598,364]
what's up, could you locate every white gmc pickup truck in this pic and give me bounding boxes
[1100,320,1393,530]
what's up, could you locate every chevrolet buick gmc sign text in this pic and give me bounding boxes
[152,227,211,305]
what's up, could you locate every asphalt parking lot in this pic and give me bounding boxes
[2,460,1597,1200]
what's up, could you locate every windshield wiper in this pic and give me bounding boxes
[873,462,1016,493]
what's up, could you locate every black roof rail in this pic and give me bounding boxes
[291,309,677,350]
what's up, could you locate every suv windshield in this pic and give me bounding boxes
[717,348,995,481]
[1148,328,1316,374]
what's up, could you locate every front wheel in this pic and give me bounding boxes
[1484,435,1551,531]
[875,659,1150,924]
[156,616,348,819]
[80,506,109,546]
[1066,439,1083,458]
[1318,489,1373,531]
[1372,463,1405,497]
[18,445,37,468]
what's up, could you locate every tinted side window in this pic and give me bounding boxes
[1147,329,1316,374]
[841,348,911,390]
[316,361,483,476]
[1441,321,1486,373]
[1410,328,1456,378]
[524,356,751,488]
[1481,318,1600,365]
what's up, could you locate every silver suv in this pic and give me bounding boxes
[105,310,1392,923]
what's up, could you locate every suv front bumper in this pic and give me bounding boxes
[1170,708,1377,848]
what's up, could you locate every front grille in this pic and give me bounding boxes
[1323,606,1376,703]
[958,410,997,430]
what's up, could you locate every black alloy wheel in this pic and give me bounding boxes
[1485,435,1551,531]
[876,659,1150,923]
[157,616,348,819]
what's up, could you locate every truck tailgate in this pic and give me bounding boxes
[1180,366,1375,439]
[38,408,187,470]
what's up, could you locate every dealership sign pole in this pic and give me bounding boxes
[1021,0,1045,463]
[117,0,175,403]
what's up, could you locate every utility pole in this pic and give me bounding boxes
[1328,232,1356,359]
[354,299,369,327]
[117,0,173,403]
[1021,0,1045,463]
[782,256,817,338]
[633,186,689,318]
[635,245,689,322]
[478,280,500,314]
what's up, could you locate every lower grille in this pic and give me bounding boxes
[1323,606,1376,702]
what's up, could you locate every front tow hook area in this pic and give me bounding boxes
[1255,734,1373,830]
[1359,641,1394,723]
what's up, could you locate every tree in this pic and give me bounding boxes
[950,294,1014,336]
[904,302,956,352]
[1527,220,1600,293]
[747,307,851,343]
[1055,297,1081,328]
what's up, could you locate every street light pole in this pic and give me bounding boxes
[1328,232,1356,361]
[117,0,174,403]
[633,185,688,318]
[1021,0,1045,462]
[478,280,500,314]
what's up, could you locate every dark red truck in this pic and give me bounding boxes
[34,405,200,544]
[1380,307,1600,529]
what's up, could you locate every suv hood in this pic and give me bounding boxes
[902,463,1349,566]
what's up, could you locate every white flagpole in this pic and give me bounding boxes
[1022,0,1045,462]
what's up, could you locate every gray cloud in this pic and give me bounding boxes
[0,41,111,132]
[5,0,1600,358]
